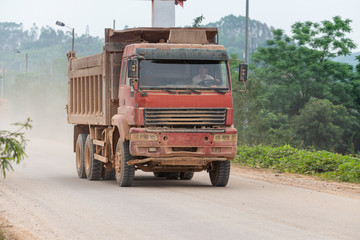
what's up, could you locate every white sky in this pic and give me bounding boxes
[1,0,359,51]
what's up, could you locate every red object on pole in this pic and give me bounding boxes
[175,0,186,8]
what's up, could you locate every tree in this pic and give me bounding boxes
[0,118,32,178]
[291,16,356,60]
[235,16,359,152]
[293,98,358,153]
[252,16,357,115]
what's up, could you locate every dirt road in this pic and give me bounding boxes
[1,139,360,240]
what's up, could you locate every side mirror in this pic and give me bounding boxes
[239,63,248,81]
[127,59,138,78]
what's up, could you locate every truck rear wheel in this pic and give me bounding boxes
[75,133,87,179]
[209,161,230,187]
[84,135,103,180]
[179,172,194,180]
[115,140,135,187]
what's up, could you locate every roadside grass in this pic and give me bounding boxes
[0,228,5,240]
[234,145,360,183]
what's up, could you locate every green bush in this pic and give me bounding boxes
[0,118,32,178]
[0,228,5,240]
[234,145,360,183]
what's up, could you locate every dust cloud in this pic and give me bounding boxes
[0,78,73,145]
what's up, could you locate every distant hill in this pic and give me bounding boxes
[0,22,103,82]
[334,52,360,67]
[0,15,274,77]
[203,14,274,59]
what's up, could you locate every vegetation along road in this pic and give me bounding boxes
[0,139,359,240]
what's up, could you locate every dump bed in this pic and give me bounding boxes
[67,27,218,126]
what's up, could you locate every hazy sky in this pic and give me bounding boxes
[1,0,359,51]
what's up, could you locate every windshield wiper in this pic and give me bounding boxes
[186,88,201,95]
[162,88,176,94]
[213,88,227,95]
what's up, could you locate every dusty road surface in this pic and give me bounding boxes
[1,139,360,240]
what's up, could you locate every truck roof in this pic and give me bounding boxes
[123,43,228,60]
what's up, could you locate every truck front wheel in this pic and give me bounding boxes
[84,135,103,180]
[115,140,135,187]
[209,161,230,187]
[75,133,87,178]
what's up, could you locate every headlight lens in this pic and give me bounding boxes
[131,133,158,142]
[213,134,237,142]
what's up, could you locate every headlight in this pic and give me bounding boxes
[131,133,158,141]
[213,134,237,142]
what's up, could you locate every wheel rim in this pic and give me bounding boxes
[85,143,90,172]
[115,142,122,179]
[76,144,81,170]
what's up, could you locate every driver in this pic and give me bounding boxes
[192,65,220,86]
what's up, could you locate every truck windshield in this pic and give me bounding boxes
[139,60,230,90]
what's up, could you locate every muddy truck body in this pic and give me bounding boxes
[67,27,246,187]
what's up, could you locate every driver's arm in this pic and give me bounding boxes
[205,75,214,80]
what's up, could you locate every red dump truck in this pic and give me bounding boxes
[67,27,247,187]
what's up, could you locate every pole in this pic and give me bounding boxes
[113,19,116,30]
[245,0,249,64]
[72,28,75,54]
[1,67,4,97]
[26,53,28,81]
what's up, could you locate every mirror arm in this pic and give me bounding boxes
[134,87,148,97]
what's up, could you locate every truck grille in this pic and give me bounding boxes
[144,108,227,126]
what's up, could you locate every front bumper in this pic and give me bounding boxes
[129,127,237,159]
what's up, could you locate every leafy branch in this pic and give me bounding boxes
[193,15,205,28]
[0,118,32,178]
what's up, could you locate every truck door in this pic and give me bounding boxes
[118,59,136,124]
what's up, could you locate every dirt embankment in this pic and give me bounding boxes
[232,163,360,199]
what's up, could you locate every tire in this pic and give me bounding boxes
[166,172,180,180]
[84,135,103,180]
[102,165,115,180]
[153,172,167,178]
[75,133,87,178]
[179,172,194,180]
[209,161,230,187]
[115,140,135,187]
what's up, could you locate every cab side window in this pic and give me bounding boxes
[125,59,135,97]
[121,60,127,86]
[125,60,132,87]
